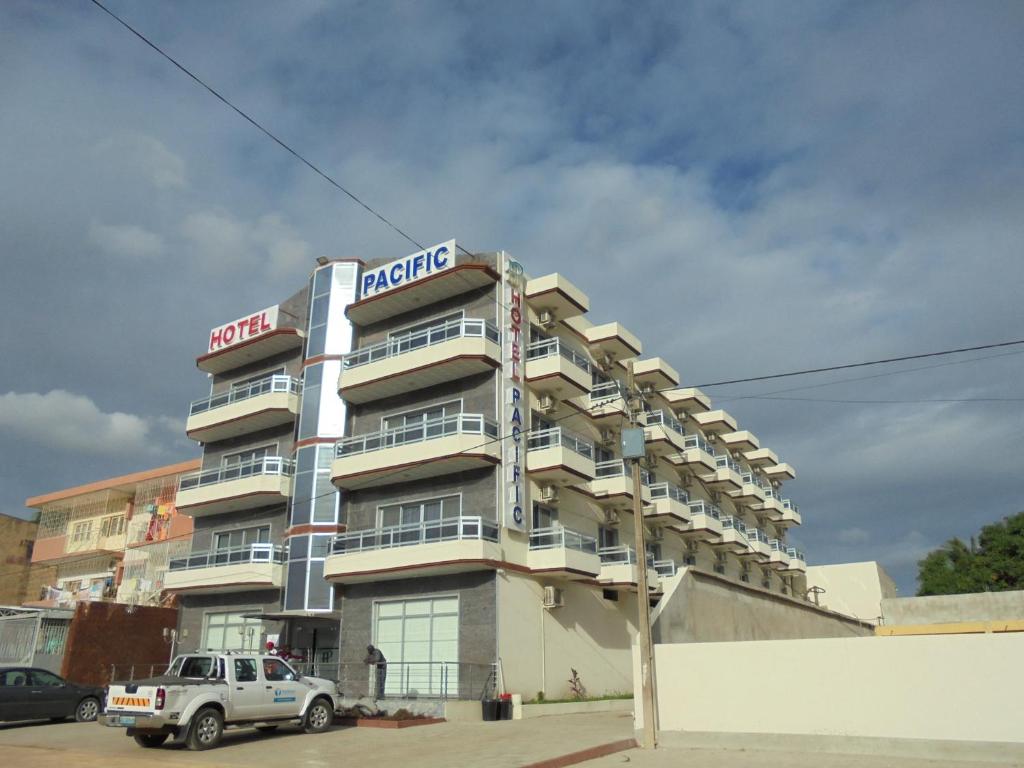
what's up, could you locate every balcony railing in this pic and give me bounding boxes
[527,426,595,459]
[594,459,651,485]
[336,414,498,458]
[716,455,743,474]
[169,543,285,571]
[683,433,715,455]
[342,318,500,370]
[645,410,685,436]
[688,500,722,519]
[648,481,689,504]
[598,545,654,567]
[654,559,678,578]
[331,516,498,555]
[747,528,770,544]
[189,374,300,416]
[783,499,799,512]
[770,539,787,552]
[589,380,622,404]
[526,337,592,373]
[720,516,747,535]
[529,526,598,553]
[178,456,295,491]
[786,547,805,561]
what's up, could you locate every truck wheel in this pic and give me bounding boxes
[133,733,169,748]
[303,698,333,734]
[186,707,224,751]
[75,697,100,722]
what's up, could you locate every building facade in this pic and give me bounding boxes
[172,241,811,699]
[0,514,39,606]
[24,460,199,610]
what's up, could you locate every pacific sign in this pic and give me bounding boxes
[503,254,527,532]
[208,305,280,353]
[359,240,456,299]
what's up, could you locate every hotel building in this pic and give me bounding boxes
[171,241,812,699]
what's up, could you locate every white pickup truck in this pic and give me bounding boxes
[99,652,337,750]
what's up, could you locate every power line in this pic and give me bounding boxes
[742,395,1024,404]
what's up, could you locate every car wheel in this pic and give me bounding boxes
[303,697,333,734]
[133,733,169,748]
[255,725,279,733]
[186,707,224,751]
[75,697,100,722]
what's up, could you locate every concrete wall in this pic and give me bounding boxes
[62,602,178,685]
[653,568,871,643]
[497,570,637,700]
[642,633,1024,745]
[0,514,38,604]
[806,561,897,624]
[882,588,1024,625]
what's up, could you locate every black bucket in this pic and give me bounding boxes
[498,699,512,720]
[481,699,500,721]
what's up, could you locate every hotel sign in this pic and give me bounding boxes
[208,305,279,353]
[360,240,455,299]
[502,254,527,532]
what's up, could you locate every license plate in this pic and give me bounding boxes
[117,716,136,726]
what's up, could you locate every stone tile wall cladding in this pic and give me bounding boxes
[208,349,304,396]
[353,287,499,348]
[339,571,497,666]
[176,589,284,654]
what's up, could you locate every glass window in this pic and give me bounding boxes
[29,670,64,687]
[178,656,216,678]
[234,658,258,683]
[532,503,558,529]
[0,669,30,686]
[382,401,461,432]
[378,496,461,529]
[297,365,323,441]
[262,658,295,682]
[222,445,273,467]
[598,526,618,549]
[202,613,262,652]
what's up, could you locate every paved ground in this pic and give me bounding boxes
[0,711,633,768]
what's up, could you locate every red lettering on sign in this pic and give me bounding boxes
[260,312,271,332]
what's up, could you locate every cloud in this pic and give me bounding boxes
[93,133,186,190]
[182,210,311,276]
[89,222,164,259]
[0,390,169,457]
[836,527,871,546]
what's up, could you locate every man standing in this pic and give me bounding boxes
[363,644,387,699]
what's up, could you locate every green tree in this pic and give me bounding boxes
[917,512,1024,595]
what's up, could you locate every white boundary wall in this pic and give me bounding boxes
[641,633,1024,744]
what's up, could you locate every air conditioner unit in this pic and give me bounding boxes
[540,485,559,504]
[542,586,565,609]
[537,394,556,413]
[602,510,619,526]
[598,428,616,445]
[538,310,556,328]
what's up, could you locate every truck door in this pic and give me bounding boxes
[229,658,265,719]
[259,657,303,718]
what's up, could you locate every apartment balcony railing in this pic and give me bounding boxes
[331,516,498,555]
[688,500,722,520]
[176,456,295,517]
[168,543,285,571]
[654,559,678,578]
[781,499,803,526]
[179,456,295,491]
[189,374,300,415]
[598,545,654,567]
[527,525,601,577]
[747,528,770,545]
[720,516,748,535]
[526,337,592,373]
[769,538,791,569]
[594,460,651,484]
[644,409,688,456]
[716,455,744,474]
[598,545,657,588]
[645,409,685,436]
[526,426,597,483]
[785,546,807,571]
[669,432,717,472]
[684,434,715,454]
[587,459,651,507]
[325,516,502,583]
[336,413,498,458]
[646,481,691,525]
[649,481,689,504]
[164,543,286,592]
[343,318,499,370]
[524,337,593,401]
[701,453,744,491]
[584,379,629,421]
[681,499,724,541]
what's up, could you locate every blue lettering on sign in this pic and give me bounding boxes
[359,241,455,299]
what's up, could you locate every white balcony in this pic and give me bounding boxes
[786,547,806,572]
[653,559,678,581]
[583,380,629,422]
[744,528,773,562]
[527,526,601,579]
[324,516,501,583]
[700,455,744,491]
[744,447,779,468]
[720,430,759,453]
[645,482,691,526]
[668,433,717,473]
[585,322,642,363]
[598,546,659,590]
[525,273,590,322]
[764,462,796,481]
[332,414,500,489]
[632,357,679,391]
[526,426,597,484]
[661,387,711,416]
[755,493,786,523]
[164,544,285,594]
[676,501,723,542]
[339,318,501,404]
[585,460,651,508]
[693,409,738,435]
[781,499,803,527]
[643,410,687,457]
[769,540,791,570]
[176,457,294,517]
[713,517,751,555]
[186,375,300,443]
[525,338,593,401]
[730,473,768,507]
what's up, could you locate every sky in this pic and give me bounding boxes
[1,0,1022,596]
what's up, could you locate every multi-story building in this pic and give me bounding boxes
[23,460,199,609]
[172,241,811,698]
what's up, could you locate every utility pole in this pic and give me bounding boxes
[623,359,657,749]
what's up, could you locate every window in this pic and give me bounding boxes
[0,670,29,686]
[714,552,727,575]
[382,401,461,432]
[178,656,217,678]
[646,543,662,562]
[378,496,461,530]
[234,658,258,682]
[389,311,463,344]
[100,515,125,538]
[683,554,696,566]
[71,521,92,544]
[532,503,558,529]
[231,367,285,390]
[262,658,295,682]
[601,589,619,602]
[29,670,64,687]
[203,612,263,652]
[598,526,619,549]
[213,526,271,557]
[222,445,274,466]
[374,596,459,697]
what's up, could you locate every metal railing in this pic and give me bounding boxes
[333,661,497,700]
[179,456,295,491]
[770,539,788,552]
[343,318,500,369]
[594,459,651,485]
[682,433,715,455]
[189,374,300,416]
[720,516,747,535]
[526,337,592,374]
[529,525,598,553]
[715,455,743,474]
[645,409,685,435]
[527,426,595,459]
[598,545,655,567]
[654,559,678,578]
[168,543,285,571]
[688,500,722,520]
[589,379,623,404]
[786,547,806,561]
[336,413,498,457]
[648,481,689,504]
[331,516,498,554]
[783,499,799,512]
[108,663,169,683]
[747,528,770,544]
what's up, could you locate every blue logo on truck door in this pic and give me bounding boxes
[273,688,297,703]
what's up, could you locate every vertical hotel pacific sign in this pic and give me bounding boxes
[502,254,527,532]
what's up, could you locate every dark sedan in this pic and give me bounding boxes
[0,667,104,723]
